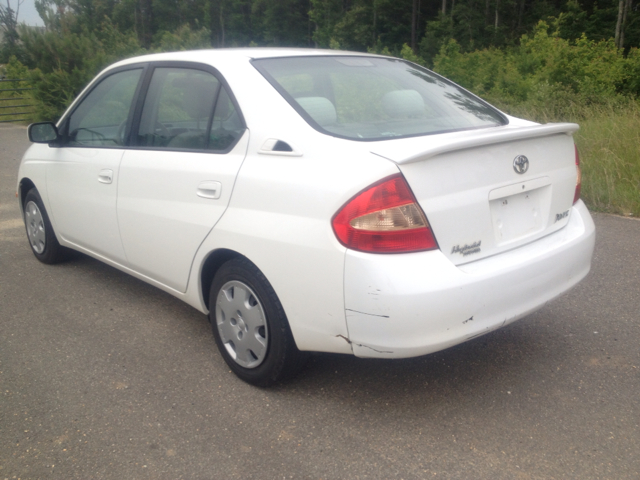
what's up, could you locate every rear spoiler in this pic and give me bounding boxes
[371,123,579,165]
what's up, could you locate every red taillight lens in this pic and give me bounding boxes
[574,144,582,205]
[332,174,438,253]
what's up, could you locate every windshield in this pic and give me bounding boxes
[252,56,507,141]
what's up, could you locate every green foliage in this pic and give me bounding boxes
[110,0,138,34]
[309,0,342,47]
[555,0,590,41]
[331,4,373,51]
[14,12,145,122]
[252,0,311,46]
[2,54,29,79]
[28,66,87,121]
[15,0,640,58]
[0,2,24,62]
[310,0,417,53]
[17,26,104,121]
[420,14,454,67]
[433,39,529,102]
[516,23,627,97]
[97,17,145,60]
[620,48,640,96]
[19,24,104,73]
[328,38,341,50]
[433,22,640,110]
[154,25,213,51]
[367,43,392,56]
[400,43,425,64]
[206,0,255,47]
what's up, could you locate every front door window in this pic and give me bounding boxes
[67,68,142,147]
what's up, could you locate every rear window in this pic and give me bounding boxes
[252,56,507,141]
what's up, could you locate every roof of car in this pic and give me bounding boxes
[111,48,384,69]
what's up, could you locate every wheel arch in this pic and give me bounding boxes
[200,248,242,311]
[18,177,37,212]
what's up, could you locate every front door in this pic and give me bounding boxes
[46,68,143,263]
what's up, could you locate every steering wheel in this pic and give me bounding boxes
[117,120,171,146]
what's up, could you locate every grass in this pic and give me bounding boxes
[497,97,640,217]
[575,103,640,217]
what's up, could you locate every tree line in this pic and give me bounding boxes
[0,0,638,121]
[1,0,637,60]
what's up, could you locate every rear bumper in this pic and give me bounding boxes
[343,200,595,358]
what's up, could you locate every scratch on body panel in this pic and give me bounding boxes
[335,335,394,354]
[345,308,389,318]
[466,328,491,340]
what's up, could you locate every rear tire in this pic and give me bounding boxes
[209,257,308,387]
[23,188,68,264]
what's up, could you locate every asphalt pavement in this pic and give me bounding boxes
[1,123,639,479]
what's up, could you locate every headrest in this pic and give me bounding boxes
[174,76,217,120]
[382,90,425,119]
[296,97,337,126]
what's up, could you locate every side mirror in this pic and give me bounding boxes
[28,122,59,144]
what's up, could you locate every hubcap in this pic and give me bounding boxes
[215,280,268,369]
[24,201,46,254]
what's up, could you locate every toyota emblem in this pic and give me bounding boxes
[513,155,529,174]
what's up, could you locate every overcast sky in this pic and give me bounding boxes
[13,0,45,27]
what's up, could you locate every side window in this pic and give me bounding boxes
[67,69,142,147]
[209,86,244,151]
[136,67,243,151]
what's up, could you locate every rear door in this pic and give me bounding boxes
[117,64,247,292]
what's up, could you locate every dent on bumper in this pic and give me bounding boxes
[343,201,595,358]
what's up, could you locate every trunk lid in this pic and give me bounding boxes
[369,123,580,265]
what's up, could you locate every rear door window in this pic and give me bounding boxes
[136,67,243,151]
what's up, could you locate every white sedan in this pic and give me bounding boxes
[18,49,595,386]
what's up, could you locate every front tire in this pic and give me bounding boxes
[23,188,68,264]
[209,257,307,387]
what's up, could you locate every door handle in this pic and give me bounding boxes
[98,169,113,184]
[197,181,222,199]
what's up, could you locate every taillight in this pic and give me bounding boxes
[332,174,438,253]
[574,144,582,205]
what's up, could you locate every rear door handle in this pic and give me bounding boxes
[197,181,222,199]
[98,169,113,184]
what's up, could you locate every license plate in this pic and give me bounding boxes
[489,178,551,245]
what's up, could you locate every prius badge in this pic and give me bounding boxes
[513,155,529,174]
